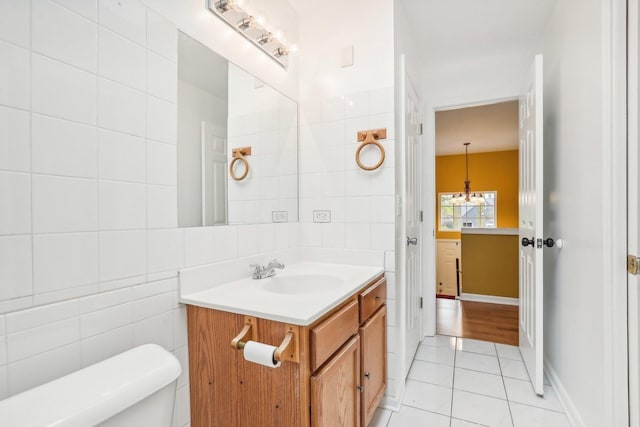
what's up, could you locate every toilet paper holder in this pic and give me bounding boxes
[231,316,300,363]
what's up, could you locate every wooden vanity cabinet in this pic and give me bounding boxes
[187,274,387,427]
[360,305,387,426]
[310,335,361,427]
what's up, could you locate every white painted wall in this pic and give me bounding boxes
[541,0,608,424]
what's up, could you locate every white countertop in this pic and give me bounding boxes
[179,261,384,326]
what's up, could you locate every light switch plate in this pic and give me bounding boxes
[313,210,331,223]
[341,45,354,68]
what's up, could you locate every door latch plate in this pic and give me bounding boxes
[628,255,640,275]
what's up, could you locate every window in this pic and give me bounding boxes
[439,192,497,232]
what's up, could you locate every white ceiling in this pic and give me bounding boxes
[435,101,519,156]
[398,0,557,66]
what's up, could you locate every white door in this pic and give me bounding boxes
[404,73,423,375]
[436,240,461,297]
[628,0,640,421]
[518,54,544,396]
[201,121,227,226]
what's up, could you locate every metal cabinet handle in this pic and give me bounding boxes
[543,238,555,248]
[364,372,370,379]
[407,236,418,246]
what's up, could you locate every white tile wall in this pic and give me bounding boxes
[148,52,177,103]
[147,185,178,229]
[98,180,146,230]
[32,233,99,294]
[98,78,146,136]
[0,236,32,300]
[53,0,97,21]
[146,95,177,144]
[0,3,387,427]
[31,114,98,178]
[32,0,97,73]
[0,41,30,110]
[298,87,396,399]
[32,175,98,233]
[0,172,31,235]
[31,53,97,125]
[0,106,30,172]
[99,230,147,282]
[98,0,147,46]
[0,1,30,48]
[98,26,146,91]
[98,129,146,183]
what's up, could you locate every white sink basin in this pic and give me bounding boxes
[262,274,343,295]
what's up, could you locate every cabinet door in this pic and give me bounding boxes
[360,306,387,427]
[437,240,461,296]
[310,335,360,427]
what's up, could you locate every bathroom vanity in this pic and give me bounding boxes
[181,262,387,427]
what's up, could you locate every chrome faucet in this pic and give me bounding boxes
[250,259,285,279]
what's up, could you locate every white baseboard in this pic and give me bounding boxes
[459,293,519,306]
[379,395,402,412]
[379,380,405,412]
[544,360,586,427]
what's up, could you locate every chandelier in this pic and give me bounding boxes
[451,142,485,205]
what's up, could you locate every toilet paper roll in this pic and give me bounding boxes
[243,341,281,368]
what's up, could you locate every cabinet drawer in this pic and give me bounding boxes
[359,277,386,324]
[310,299,359,372]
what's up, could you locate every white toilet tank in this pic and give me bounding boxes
[0,344,182,427]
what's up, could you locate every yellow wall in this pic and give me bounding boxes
[435,150,519,240]
[461,234,519,298]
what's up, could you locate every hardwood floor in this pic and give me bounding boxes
[436,298,519,346]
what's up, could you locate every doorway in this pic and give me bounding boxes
[433,100,520,345]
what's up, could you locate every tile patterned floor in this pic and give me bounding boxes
[371,335,572,427]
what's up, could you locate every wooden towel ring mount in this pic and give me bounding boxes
[356,128,387,171]
[229,146,252,181]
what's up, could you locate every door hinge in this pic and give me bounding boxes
[417,123,423,135]
[419,210,423,222]
[628,255,640,275]
[419,297,423,309]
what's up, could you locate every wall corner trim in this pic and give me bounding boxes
[544,359,586,427]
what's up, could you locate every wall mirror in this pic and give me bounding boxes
[177,32,298,227]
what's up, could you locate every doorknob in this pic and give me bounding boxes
[521,237,535,247]
[407,236,418,246]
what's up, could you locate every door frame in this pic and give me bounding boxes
[628,0,640,423]
[602,0,629,424]
[423,95,519,337]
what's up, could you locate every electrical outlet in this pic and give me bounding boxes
[271,211,289,222]
[313,210,331,223]
[272,211,288,223]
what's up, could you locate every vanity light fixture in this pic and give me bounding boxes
[208,0,292,68]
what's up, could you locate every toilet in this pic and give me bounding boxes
[0,344,181,427]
